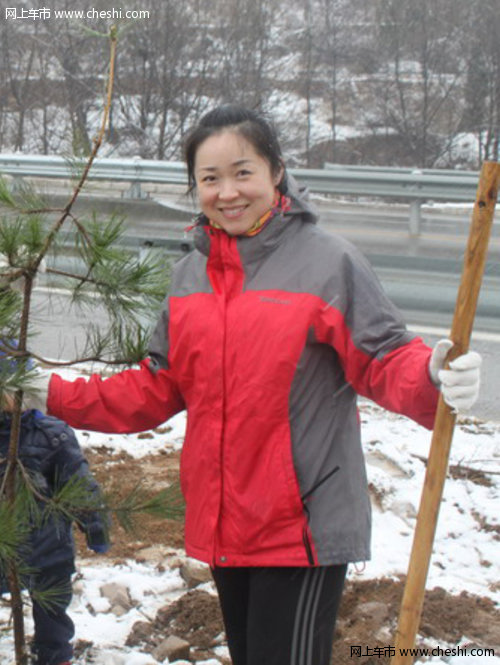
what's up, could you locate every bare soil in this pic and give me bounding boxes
[75,449,500,664]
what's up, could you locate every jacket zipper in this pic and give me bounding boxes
[302,521,315,565]
[214,232,233,566]
[301,465,340,565]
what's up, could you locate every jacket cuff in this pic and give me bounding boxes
[46,372,61,417]
[415,358,440,429]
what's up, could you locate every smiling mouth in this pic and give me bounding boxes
[219,205,248,219]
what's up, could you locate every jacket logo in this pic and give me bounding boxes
[259,296,292,305]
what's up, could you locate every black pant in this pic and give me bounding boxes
[28,567,75,665]
[212,565,347,665]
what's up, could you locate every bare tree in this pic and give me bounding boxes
[50,18,103,155]
[0,21,40,152]
[0,0,490,168]
[374,0,467,167]
[462,0,500,165]
[314,0,371,163]
[209,0,278,109]
[112,0,213,159]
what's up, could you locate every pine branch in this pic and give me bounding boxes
[19,207,65,216]
[113,482,185,534]
[0,26,119,665]
[0,179,17,208]
[30,578,73,614]
[0,487,31,562]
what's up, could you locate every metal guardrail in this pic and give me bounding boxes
[291,167,480,235]
[323,162,479,179]
[0,154,187,189]
[56,230,193,256]
[0,153,483,235]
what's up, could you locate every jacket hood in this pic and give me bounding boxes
[282,172,319,225]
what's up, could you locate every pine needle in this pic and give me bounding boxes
[113,481,185,534]
[0,179,16,209]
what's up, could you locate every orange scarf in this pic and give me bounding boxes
[209,192,291,236]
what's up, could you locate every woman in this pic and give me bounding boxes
[38,106,480,665]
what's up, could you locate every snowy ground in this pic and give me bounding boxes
[0,367,499,664]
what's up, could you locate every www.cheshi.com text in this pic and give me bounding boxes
[4,7,150,20]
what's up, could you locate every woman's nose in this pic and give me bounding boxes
[218,178,239,200]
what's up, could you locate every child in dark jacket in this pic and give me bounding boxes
[0,379,110,665]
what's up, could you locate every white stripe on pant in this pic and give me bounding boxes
[291,567,328,665]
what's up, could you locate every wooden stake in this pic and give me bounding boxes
[391,161,500,665]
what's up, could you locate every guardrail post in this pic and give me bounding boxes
[11,175,25,193]
[122,156,148,199]
[409,200,422,236]
[122,180,147,199]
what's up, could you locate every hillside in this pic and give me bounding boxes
[1,0,498,169]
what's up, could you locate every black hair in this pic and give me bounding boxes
[183,104,286,193]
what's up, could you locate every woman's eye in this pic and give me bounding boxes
[200,175,216,183]
[237,169,251,177]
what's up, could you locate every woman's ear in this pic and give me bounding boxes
[274,161,285,188]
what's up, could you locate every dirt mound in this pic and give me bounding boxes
[77,449,499,663]
[121,577,500,664]
[335,578,500,664]
[126,589,226,662]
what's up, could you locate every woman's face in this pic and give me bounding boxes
[194,130,283,236]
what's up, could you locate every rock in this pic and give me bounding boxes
[126,620,154,647]
[390,500,417,522]
[470,608,500,649]
[94,651,125,665]
[375,625,393,642]
[365,449,409,478]
[135,544,172,564]
[100,582,133,611]
[357,601,389,624]
[111,603,129,617]
[484,624,500,649]
[152,635,190,661]
[180,558,212,588]
[168,555,186,569]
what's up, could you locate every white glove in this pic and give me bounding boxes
[22,369,51,412]
[429,339,481,412]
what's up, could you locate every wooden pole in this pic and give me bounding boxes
[391,161,500,665]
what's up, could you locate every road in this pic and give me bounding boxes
[122,195,500,328]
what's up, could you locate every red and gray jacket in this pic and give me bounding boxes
[48,177,439,567]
